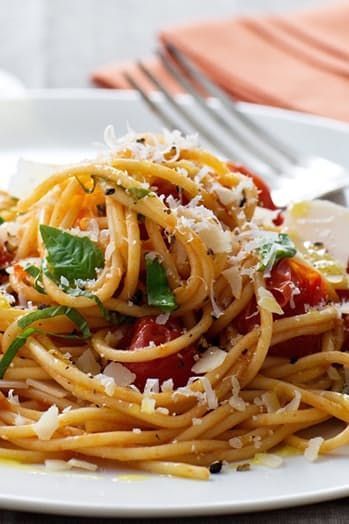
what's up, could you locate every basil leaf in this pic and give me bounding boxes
[0,327,36,378]
[18,305,91,339]
[0,217,4,225]
[40,225,104,284]
[25,264,46,294]
[258,233,297,271]
[75,176,97,194]
[65,287,127,325]
[127,187,153,201]
[145,255,177,312]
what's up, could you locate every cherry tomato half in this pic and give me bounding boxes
[236,259,328,358]
[125,316,197,390]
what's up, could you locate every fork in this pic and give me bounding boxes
[122,43,349,208]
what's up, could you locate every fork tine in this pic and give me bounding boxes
[123,71,186,132]
[165,42,299,166]
[157,48,287,173]
[136,61,246,162]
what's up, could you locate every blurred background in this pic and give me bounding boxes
[0,0,333,89]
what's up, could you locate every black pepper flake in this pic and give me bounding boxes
[37,304,48,310]
[155,433,161,441]
[289,355,298,364]
[209,460,223,474]
[343,384,349,395]
[242,349,248,356]
[96,203,106,216]
[236,463,250,472]
[105,187,116,196]
[206,248,214,256]
[136,137,146,144]
[313,241,324,248]
[239,191,247,208]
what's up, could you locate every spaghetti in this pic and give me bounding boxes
[0,128,348,480]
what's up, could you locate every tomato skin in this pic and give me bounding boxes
[125,317,196,390]
[151,178,188,204]
[227,162,277,210]
[236,259,328,358]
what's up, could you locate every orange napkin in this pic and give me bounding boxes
[92,2,349,122]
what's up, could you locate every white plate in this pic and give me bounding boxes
[1,90,349,518]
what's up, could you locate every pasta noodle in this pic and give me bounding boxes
[0,128,348,480]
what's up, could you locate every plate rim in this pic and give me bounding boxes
[1,89,349,517]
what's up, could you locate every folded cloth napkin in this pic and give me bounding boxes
[92,2,349,122]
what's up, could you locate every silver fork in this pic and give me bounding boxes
[122,43,349,208]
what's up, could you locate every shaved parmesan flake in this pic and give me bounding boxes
[161,378,174,393]
[229,437,243,449]
[278,391,301,413]
[222,266,242,299]
[192,418,202,426]
[76,348,101,375]
[304,437,324,462]
[103,362,136,387]
[141,396,156,414]
[191,346,226,374]
[94,374,116,396]
[45,458,98,472]
[257,287,284,315]
[10,158,60,199]
[200,377,218,410]
[229,376,246,412]
[144,378,160,395]
[254,453,283,468]
[210,282,223,319]
[155,312,170,325]
[33,405,59,440]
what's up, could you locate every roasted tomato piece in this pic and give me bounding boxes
[227,162,277,210]
[125,316,196,389]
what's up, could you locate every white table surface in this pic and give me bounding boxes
[0,0,346,522]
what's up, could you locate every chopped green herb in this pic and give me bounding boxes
[127,187,153,201]
[25,264,46,294]
[145,255,177,312]
[40,225,104,285]
[258,233,296,271]
[75,175,97,194]
[0,217,4,225]
[64,287,127,325]
[0,305,91,378]
[0,327,36,378]
[18,305,90,339]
